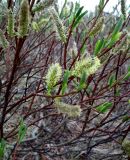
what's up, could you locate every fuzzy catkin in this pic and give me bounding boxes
[55,100,81,118]
[7,9,15,37]
[72,56,101,77]
[32,0,55,12]
[0,29,9,49]
[18,0,30,37]
[45,63,62,94]
[121,0,126,20]
[49,7,67,43]
[89,17,104,36]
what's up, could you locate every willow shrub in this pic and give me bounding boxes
[0,0,130,159]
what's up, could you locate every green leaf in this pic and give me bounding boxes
[115,89,120,96]
[69,2,80,26]
[108,74,116,87]
[108,32,122,47]
[77,71,87,91]
[75,6,84,18]
[98,0,104,11]
[60,0,68,18]
[18,119,27,144]
[94,39,105,56]
[128,100,130,104]
[87,86,92,93]
[128,66,130,72]
[124,72,130,80]
[99,0,104,7]
[73,10,88,29]
[111,18,123,38]
[61,70,70,95]
[0,139,6,158]
[122,115,130,122]
[96,102,112,113]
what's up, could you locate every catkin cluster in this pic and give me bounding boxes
[72,56,101,77]
[7,9,15,37]
[49,7,67,43]
[45,63,62,94]
[55,100,81,117]
[18,0,30,37]
[0,29,9,49]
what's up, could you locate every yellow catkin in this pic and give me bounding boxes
[18,0,30,37]
[72,56,101,77]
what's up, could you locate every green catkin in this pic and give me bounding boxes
[49,7,67,43]
[72,56,101,77]
[0,29,9,49]
[32,0,55,12]
[18,0,30,37]
[45,63,62,95]
[55,100,81,117]
[7,9,15,37]
[121,0,126,20]
[89,17,104,36]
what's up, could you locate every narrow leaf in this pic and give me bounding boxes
[124,72,130,80]
[61,70,70,95]
[73,10,88,29]
[94,39,104,56]
[18,119,27,144]
[0,139,6,158]
[108,74,116,87]
[77,71,87,91]
[111,18,123,38]
[96,102,112,113]
[108,32,122,47]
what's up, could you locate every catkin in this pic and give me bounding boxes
[121,0,126,20]
[32,0,55,12]
[72,56,101,77]
[89,17,104,36]
[7,9,15,37]
[0,29,9,49]
[49,7,67,43]
[55,100,81,117]
[18,0,30,37]
[45,63,62,94]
